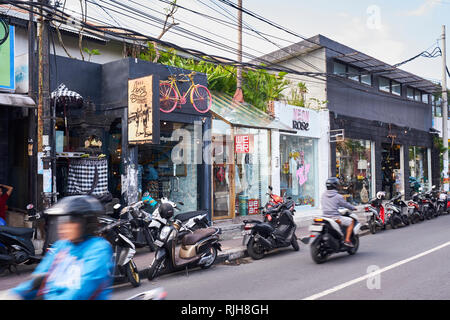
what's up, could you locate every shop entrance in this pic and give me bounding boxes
[381,143,403,199]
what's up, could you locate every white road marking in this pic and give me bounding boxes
[302,241,450,300]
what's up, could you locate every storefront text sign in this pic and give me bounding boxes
[235,134,254,153]
[128,75,154,144]
[248,199,260,214]
[273,102,321,138]
[292,108,310,131]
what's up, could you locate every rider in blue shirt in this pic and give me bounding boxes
[7,196,114,300]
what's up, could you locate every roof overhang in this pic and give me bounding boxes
[335,51,439,93]
[0,93,36,108]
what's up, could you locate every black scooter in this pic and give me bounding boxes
[0,205,43,274]
[97,214,141,287]
[242,199,299,260]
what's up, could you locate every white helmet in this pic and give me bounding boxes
[376,191,386,200]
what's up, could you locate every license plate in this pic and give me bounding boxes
[154,240,164,247]
[309,224,323,232]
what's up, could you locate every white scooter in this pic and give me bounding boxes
[301,208,365,264]
[149,198,210,240]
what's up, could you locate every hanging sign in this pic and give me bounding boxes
[128,75,158,144]
[235,134,254,153]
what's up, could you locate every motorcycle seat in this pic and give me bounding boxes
[182,227,217,245]
[176,211,208,222]
[0,226,34,238]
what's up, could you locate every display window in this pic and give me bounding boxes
[138,121,200,213]
[234,127,270,216]
[336,139,373,204]
[408,146,429,194]
[279,135,317,207]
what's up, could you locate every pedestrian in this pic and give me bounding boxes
[0,184,13,225]
[3,195,114,300]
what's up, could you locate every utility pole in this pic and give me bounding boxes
[442,25,449,192]
[233,0,244,103]
[28,1,38,208]
[37,0,53,209]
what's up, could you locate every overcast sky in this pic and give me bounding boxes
[62,0,450,85]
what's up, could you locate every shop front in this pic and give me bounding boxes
[271,102,327,211]
[210,93,293,220]
[408,146,430,194]
[336,138,374,204]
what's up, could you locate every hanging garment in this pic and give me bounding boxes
[67,158,108,196]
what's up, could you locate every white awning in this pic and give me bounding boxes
[0,93,35,108]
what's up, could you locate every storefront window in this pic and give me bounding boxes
[408,146,429,193]
[212,119,233,219]
[138,121,200,213]
[336,139,372,204]
[234,127,270,216]
[280,135,317,207]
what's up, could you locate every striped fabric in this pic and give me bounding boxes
[67,158,108,196]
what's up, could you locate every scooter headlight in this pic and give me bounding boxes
[159,226,171,241]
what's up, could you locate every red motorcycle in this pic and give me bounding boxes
[365,192,386,234]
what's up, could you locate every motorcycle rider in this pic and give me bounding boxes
[5,195,114,300]
[321,177,358,247]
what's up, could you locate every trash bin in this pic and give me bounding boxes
[238,195,248,216]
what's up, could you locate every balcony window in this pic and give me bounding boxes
[361,74,372,86]
[333,62,346,77]
[379,77,390,93]
[348,66,359,82]
[407,87,414,100]
[414,90,421,102]
[391,81,401,96]
[422,93,429,104]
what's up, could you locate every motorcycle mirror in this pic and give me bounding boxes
[178,201,184,206]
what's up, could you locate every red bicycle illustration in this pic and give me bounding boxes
[159,71,212,114]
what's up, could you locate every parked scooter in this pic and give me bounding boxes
[384,196,405,229]
[96,215,141,287]
[407,194,422,224]
[0,225,41,274]
[365,191,386,234]
[390,193,410,226]
[242,198,299,260]
[149,197,210,243]
[302,208,363,264]
[147,202,221,281]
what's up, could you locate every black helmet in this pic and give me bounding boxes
[159,202,174,219]
[45,195,104,241]
[326,177,340,190]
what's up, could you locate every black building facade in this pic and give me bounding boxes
[320,35,440,201]
[48,56,212,220]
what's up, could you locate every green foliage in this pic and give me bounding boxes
[83,47,100,61]
[138,43,289,111]
[286,82,308,107]
[433,135,449,174]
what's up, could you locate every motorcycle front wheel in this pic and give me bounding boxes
[291,234,300,251]
[347,235,359,255]
[125,260,141,287]
[369,217,376,234]
[247,237,265,260]
[147,257,165,281]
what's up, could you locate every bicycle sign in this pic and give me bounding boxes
[159,71,212,114]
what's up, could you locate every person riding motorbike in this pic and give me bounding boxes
[4,195,114,300]
[321,177,358,247]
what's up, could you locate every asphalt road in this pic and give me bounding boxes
[112,214,450,300]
